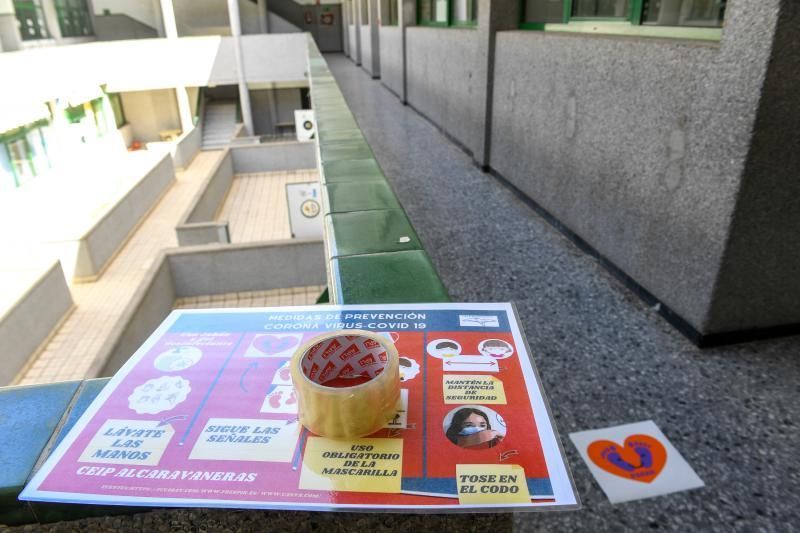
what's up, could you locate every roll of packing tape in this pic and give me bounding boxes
[290,330,400,440]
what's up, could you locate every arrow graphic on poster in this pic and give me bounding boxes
[442,355,500,373]
[158,414,188,427]
[240,362,259,393]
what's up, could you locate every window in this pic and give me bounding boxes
[572,0,629,18]
[1,122,50,188]
[642,0,725,28]
[522,0,726,30]
[418,0,473,27]
[381,0,399,26]
[523,0,565,24]
[55,0,93,37]
[91,98,108,136]
[108,93,126,129]
[361,0,369,25]
[451,0,477,25]
[6,137,34,185]
[13,0,49,41]
[419,0,448,25]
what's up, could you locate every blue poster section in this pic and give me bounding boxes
[401,478,554,498]
[169,309,511,334]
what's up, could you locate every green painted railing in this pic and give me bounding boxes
[306,36,450,305]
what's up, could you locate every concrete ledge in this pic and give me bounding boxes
[176,150,234,246]
[230,141,317,173]
[0,262,73,385]
[146,125,202,171]
[167,239,325,298]
[44,153,176,282]
[94,239,325,377]
[175,222,230,246]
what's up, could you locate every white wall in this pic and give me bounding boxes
[93,0,160,28]
[120,89,181,142]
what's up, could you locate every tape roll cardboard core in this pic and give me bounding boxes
[291,330,400,439]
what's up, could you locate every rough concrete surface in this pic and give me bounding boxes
[488,0,781,334]
[4,509,512,532]
[705,0,800,332]
[405,26,481,157]
[378,26,403,97]
[326,53,800,532]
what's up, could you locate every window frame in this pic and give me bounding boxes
[417,0,477,28]
[0,119,50,188]
[450,0,478,27]
[381,0,399,26]
[108,93,127,129]
[519,0,724,38]
[55,0,94,37]
[13,0,50,41]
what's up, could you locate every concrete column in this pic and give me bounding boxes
[159,0,178,38]
[257,0,269,33]
[399,0,415,104]
[368,0,380,78]
[227,0,255,136]
[152,0,165,37]
[175,87,194,133]
[159,0,193,132]
[84,0,98,37]
[342,0,349,57]
[41,0,63,40]
[473,0,520,170]
[353,0,361,65]
[0,0,22,52]
[702,0,800,336]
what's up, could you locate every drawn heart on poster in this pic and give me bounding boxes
[587,434,667,483]
[259,335,300,355]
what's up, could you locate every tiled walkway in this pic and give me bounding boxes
[15,152,225,386]
[327,53,800,531]
[217,169,317,242]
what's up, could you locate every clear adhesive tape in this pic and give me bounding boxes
[290,330,400,440]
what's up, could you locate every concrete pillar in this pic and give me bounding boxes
[85,0,98,37]
[0,0,22,51]
[159,0,178,38]
[257,0,269,33]
[41,0,63,40]
[175,87,194,133]
[473,0,520,170]
[701,0,800,336]
[159,0,193,132]
[152,0,165,37]
[227,0,255,136]
[367,0,380,78]
[353,0,361,65]
[399,0,415,104]
[342,0,349,57]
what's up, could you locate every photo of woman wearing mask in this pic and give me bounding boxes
[444,407,505,449]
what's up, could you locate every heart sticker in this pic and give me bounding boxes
[587,434,667,483]
[258,335,300,355]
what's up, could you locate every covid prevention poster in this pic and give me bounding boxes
[21,303,578,511]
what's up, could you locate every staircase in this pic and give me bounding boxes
[201,101,238,150]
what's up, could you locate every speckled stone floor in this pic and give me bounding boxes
[326,53,800,532]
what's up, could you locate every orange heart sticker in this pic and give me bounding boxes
[587,434,667,483]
